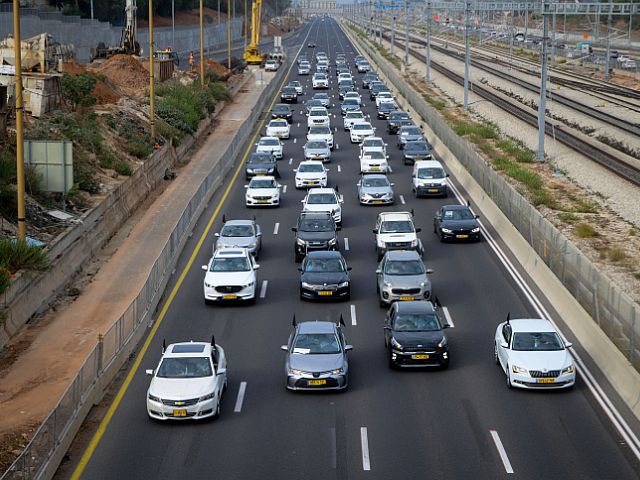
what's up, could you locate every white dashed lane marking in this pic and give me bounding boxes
[344,237,349,250]
[442,306,454,327]
[260,280,268,298]
[350,304,357,326]
[234,382,247,413]
[399,195,405,205]
[273,223,280,235]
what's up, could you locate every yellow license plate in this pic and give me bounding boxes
[308,379,327,385]
[173,409,187,417]
[456,234,469,239]
[371,167,380,171]
[428,188,439,193]
[256,173,266,176]
[399,296,413,301]
[412,354,430,360]
[319,291,333,296]
[308,181,318,184]
[373,200,384,204]
[257,200,269,203]
[223,294,238,299]
[538,378,556,384]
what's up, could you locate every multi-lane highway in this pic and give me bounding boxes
[67,17,640,480]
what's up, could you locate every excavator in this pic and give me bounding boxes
[244,0,265,64]
[90,0,140,62]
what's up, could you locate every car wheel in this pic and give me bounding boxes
[506,368,513,389]
[204,298,213,306]
[439,234,445,243]
[295,252,302,263]
[379,297,387,308]
[440,361,450,370]
[388,354,396,369]
[248,295,256,305]
[212,400,221,419]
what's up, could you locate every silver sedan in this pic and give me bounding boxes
[376,250,433,307]
[214,218,262,258]
[304,139,332,163]
[357,174,395,205]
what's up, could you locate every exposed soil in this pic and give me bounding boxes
[200,59,231,81]
[59,60,121,104]
[96,55,150,97]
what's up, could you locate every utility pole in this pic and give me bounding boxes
[463,0,470,110]
[509,8,514,69]
[149,0,155,138]
[228,0,232,70]
[537,0,550,162]
[551,8,556,66]
[199,0,205,87]
[172,0,175,50]
[605,0,612,80]
[426,0,431,82]
[218,0,221,24]
[404,0,409,67]
[244,0,248,50]
[392,13,396,55]
[90,0,94,20]
[12,0,26,240]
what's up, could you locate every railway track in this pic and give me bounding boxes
[365,24,640,187]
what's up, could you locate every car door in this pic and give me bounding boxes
[497,323,512,371]
[212,347,225,404]
[434,208,443,232]
[383,304,395,347]
[254,223,262,250]
[338,327,349,372]
[376,256,386,295]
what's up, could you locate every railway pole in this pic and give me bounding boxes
[426,0,431,82]
[404,0,409,67]
[604,0,612,81]
[199,0,205,88]
[12,0,26,240]
[551,9,556,66]
[148,0,156,139]
[463,0,470,110]
[508,8,514,69]
[392,13,396,55]
[537,0,550,162]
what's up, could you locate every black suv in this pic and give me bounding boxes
[377,102,397,120]
[369,82,388,100]
[362,73,378,89]
[384,300,450,369]
[387,111,413,134]
[272,103,293,123]
[280,86,298,104]
[292,212,339,262]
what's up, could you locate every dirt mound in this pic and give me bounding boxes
[97,55,149,96]
[201,59,230,81]
[59,60,120,104]
[59,60,86,74]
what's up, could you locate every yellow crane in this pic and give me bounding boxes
[244,0,265,64]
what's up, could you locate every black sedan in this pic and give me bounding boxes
[433,204,481,242]
[245,152,278,179]
[299,251,351,301]
[280,86,298,104]
[387,111,413,134]
[292,212,338,262]
[384,300,450,368]
[271,103,293,123]
[377,102,397,120]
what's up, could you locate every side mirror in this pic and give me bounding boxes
[293,169,297,172]
[254,264,260,270]
[446,173,450,177]
[244,185,249,189]
[347,267,353,271]
[256,231,262,236]
[217,367,227,375]
[214,233,220,237]
[386,155,390,159]
[383,325,391,330]
[426,268,434,274]
[500,341,509,349]
[281,345,289,351]
[372,229,378,234]
[442,324,451,329]
[297,267,303,271]
[291,227,297,232]
[301,200,305,203]
[565,342,573,348]
[344,345,353,351]
[390,183,395,186]
[415,228,422,233]
[201,265,208,271]
[375,268,382,274]
[475,215,480,219]
[145,369,154,376]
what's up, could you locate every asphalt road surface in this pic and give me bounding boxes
[67,17,640,480]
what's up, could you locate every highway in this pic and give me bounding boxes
[67,17,640,480]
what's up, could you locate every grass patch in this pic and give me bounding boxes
[559,212,579,223]
[575,223,597,238]
[608,246,627,262]
[114,160,133,176]
[492,156,543,190]
[630,228,637,236]
[566,194,599,214]
[0,238,50,276]
[453,121,498,139]
[495,139,535,163]
[424,95,446,111]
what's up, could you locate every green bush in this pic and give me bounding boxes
[60,73,97,111]
[575,223,597,238]
[453,121,498,139]
[0,238,50,274]
[115,160,133,176]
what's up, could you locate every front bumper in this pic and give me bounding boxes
[415,183,447,197]
[300,283,350,301]
[246,195,280,207]
[360,195,394,205]
[361,165,388,174]
[246,169,276,178]
[510,372,576,389]
[147,398,217,420]
[404,155,433,165]
[286,373,348,391]
[295,178,328,188]
[440,230,480,241]
[380,285,431,304]
[267,131,290,139]
[204,284,256,301]
[281,96,297,103]
[389,348,449,367]
[295,241,337,257]
[305,154,331,163]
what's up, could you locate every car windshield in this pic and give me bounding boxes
[299,164,324,173]
[343,99,359,106]
[385,260,424,275]
[220,224,254,237]
[442,209,475,220]
[353,123,371,131]
[363,177,389,187]
[307,193,336,204]
[292,333,341,354]
[380,220,414,233]
[156,357,213,378]
[364,151,385,160]
[363,139,384,148]
[250,179,277,188]
[306,100,323,108]
[273,106,289,114]
[282,87,296,94]
[306,141,327,149]
[271,120,287,127]
[309,126,331,135]
[210,256,251,272]
[300,218,333,232]
[248,155,272,165]
[512,332,564,351]
[310,108,327,116]
[346,112,363,119]
[406,142,429,152]
[391,113,410,120]
[315,74,327,79]
[304,258,344,272]
[393,313,440,331]
[339,81,354,87]
[260,138,279,146]
[418,167,445,179]
[402,127,421,136]
[314,93,329,99]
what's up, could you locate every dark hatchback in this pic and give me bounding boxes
[433,204,481,242]
[403,141,433,165]
[384,300,450,368]
[271,103,293,123]
[299,251,351,301]
[377,102,397,120]
[369,82,388,99]
[292,212,339,262]
[387,111,413,134]
[280,86,298,104]
[362,73,379,89]
[245,152,278,179]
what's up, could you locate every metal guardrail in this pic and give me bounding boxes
[1,58,291,480]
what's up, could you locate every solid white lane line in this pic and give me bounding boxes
[338,165,342,172]
[442,307,455,328]
[297,123,300,128]
[360,427,371,471]
[289,157,293,165]
[387,165,393,173]
[350,304,357,326]
[399,194,405,205]
[283,185,288,193]
[234,382,247,413]
[442,306,454,328]
[490,430,514,474]
[273,222,280,235]
[293,138,297,144]
[260,280,268,298]
[344,237,350,251]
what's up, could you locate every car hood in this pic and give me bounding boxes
[246,162,275,170]
[205,270,254,286]
[247,187,279,196]
[384,273,427,287]
[297,171,326,179]
[361,186,393,195]
[441,219,479,229]
[149,376,215,399]
[257,145,281,152]
[393,330,444,348]
[216,236,255,248]
[298,230,336,242]
[304,203,340,213]
[404,149,430,157]
[301,271,349,284]
[508,349,572,371]
[401,134,422,142]
[289,353,345,372]
[305,148,330,155]
[379,232,416,241]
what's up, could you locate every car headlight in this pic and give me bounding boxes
[383,281,392,287]
[562,365,575,375]
[199,392,215,402]
[246,168,254,173]
[511,365,528,375]
[332,368,345,375]
[289,368,306,376]
[204,282,214,288]
[244,281,255,288]
[471,227,480,233]
[441,228,452,233]
[437,337,448,349]
[338,281,349,288]
[301,281,314,288]
[296,238,306,246]
[328,238,337,246]
[249,241,258,248]
[390,338,403,350]
[410,239,418,247]
[148,393,161,402]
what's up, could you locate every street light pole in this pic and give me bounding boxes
[200,0,205,87]
[172,0,175,50]
[537,0,550,162]
[148,0,156,138]
[228,0,232,70]
[391,13,396,55]
[605,0,612,80]
[426,0,431,82]
[404,0,409,66]
[509,7,514,69]
[12,0,26,240]
[463,0,470,110]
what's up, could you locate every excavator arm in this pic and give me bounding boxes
[244,0,265,64]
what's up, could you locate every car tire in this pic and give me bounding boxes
[439,234,445,243]
[204,298,213,306]
[212,400,221,419]
[295,252,302,263]
[506,368,513,389]
[494,344,500,365]
[379,298,387,308]
[248,295,256,305]
[388,354,396,369]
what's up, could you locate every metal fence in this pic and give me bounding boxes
[1,57,291,480]
[351,25,640,370]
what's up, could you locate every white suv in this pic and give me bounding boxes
[373,211,424,260]
[307,125,334,149]
[360,136,387,157]
[312,73,329,89]
[256,136,283,159]
[202,248,259,304]
[360,150,389,173]
[245,176,281,207]
[412,160,449,197]
[302,187,343,226]
[343,111,366,130]
[308,107,330,128]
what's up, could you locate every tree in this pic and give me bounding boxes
[60,73,97,111]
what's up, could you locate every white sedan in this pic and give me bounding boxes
[266,119,290,139]
[308,107,330,128]
[256,136,283,159]
[301,187,343,226]
[343,91,362,105]
[146,340,227,420]
[245,176,281,207]
[350,122,376,143]
[360,136,387,157]
[307,125,334,149]
[495,317,576,390]
[360,150,389,173]
[295,161,328,189]
[343,111,366,130]
[202,248,259,303]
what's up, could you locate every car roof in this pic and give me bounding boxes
[362,174,388,180]
[395,300,436,314]
[223,219,254,226]
[249,175,276,182]
[442,204,471,211]
[213,248,249,258]
[297,321,338,334]
[379,211,412,220]
[385,250,421,261]
[415,160,443,168]
[164,342,212,358]
[308,188,337,195]
[299,211,332,220]
[508,318,557,333]
[306,250,342,259]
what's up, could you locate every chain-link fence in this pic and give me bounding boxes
[1,58,291,480]
[351,25,640,370]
